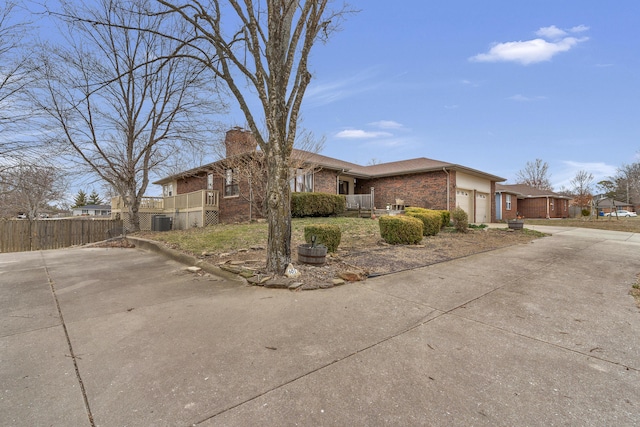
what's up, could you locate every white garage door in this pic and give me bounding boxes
[456,189,472,219]
[476,192,489,223]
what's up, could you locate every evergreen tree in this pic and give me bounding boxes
[73,190,88,208]
[88,189,103,205]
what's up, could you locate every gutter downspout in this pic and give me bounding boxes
[443,168,450,211]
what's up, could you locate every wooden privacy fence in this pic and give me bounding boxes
[0,219,124,253]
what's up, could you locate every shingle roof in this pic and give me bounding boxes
[154,148,505,184]
[496,184,570,199]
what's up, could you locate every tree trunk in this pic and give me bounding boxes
[265,153,291,274]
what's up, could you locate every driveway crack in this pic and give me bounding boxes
[42,254,95,427]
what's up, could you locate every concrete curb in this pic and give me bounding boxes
[125,236,244,284]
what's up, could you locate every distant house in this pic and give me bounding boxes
[496,184,571,219]
[113,128,507,229]
[71,204,112,217]
[594,198,635,214]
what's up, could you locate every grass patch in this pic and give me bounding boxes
[631,274,640,309]
[523,217,640,233]
[136,217,381,255]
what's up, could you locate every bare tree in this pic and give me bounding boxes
[615,160,640,206]
[155,0,351,274]
[0,162,67,219]
[36,0,225,231]
[515,159,553,190]
[569,170,593,214]
[597,180,618,220]
[0,1,41,166]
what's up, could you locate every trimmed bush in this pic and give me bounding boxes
[581,208,591,217]
[304,224,341,253]
[291,192,346,218]
[404,207,442,236]
[379,215,423,245]
[439,210,451,228]
[451,207,469,233]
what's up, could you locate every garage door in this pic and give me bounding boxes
[456,189,472,219]
[476,192,489,223]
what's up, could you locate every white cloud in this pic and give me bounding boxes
[444,104,459,109]
[470,25,589,65]
[507,94,547,102]
[536,25,567,40]
[570,25,590,33]
[335,129,392,139]
[305,67,381,106]
[553,160,617,190]
[369,120,404,130]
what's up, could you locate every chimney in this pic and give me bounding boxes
[224,127,257,158]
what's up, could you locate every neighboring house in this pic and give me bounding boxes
[114,128,506,229]
[72,204,112,217]
[496,184,570,219]
[594,198,635,214]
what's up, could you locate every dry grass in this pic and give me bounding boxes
[523,217,640,233]
[136,217,382,255]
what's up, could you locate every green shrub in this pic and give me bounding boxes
[451,207,468,233]
[581,208,591,217]
[379,215,423,245]
[291,193,346,218]
[405,207,442,236]
[304,224,341,253]
[439,210,451,228]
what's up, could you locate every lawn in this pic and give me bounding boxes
[135,215,639,257]
[523,217,640,233]
[136,217,381,255]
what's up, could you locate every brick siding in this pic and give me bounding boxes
[519,197,568,219]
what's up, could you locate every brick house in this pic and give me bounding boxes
[117,128,505,229]
[496,184,571,219]
[154,128,504,222]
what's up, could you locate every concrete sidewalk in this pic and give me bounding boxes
[1,228,639,426]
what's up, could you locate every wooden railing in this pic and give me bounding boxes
[111,190,219,213]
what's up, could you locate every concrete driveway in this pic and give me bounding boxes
[1,227,639,426]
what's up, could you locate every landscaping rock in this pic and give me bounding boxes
[263,278,291,289]
[338,271,365,282]
[284,263,301,278]
[331,278,346,286]
[288,282,304,290]
[186,266,202,273]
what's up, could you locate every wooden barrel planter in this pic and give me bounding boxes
[298,244,327,266]
[508,219,524,230]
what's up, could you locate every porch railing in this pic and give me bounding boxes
[345,194,373,210]
[111,190,219,213]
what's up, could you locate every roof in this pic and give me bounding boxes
[72,205,111,210]
[496,184,570,199]
[154,148,506,185]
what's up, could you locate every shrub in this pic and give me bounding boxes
[439,210,451,228]
[378,215,423,245]
[581,208,591,217]
[304,224,341,253]
[404,207,442,236]
[291,193,346,218]
[451,207,468,233]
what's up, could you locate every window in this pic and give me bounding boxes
[550,199,555,211]
[207,173,214,190]
[290,169,313,192]
[224,169,239,197]
[163,183,173,197]
[506,194,512,210]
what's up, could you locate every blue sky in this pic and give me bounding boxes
[12,0,639,197]
[273,0,640,190]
